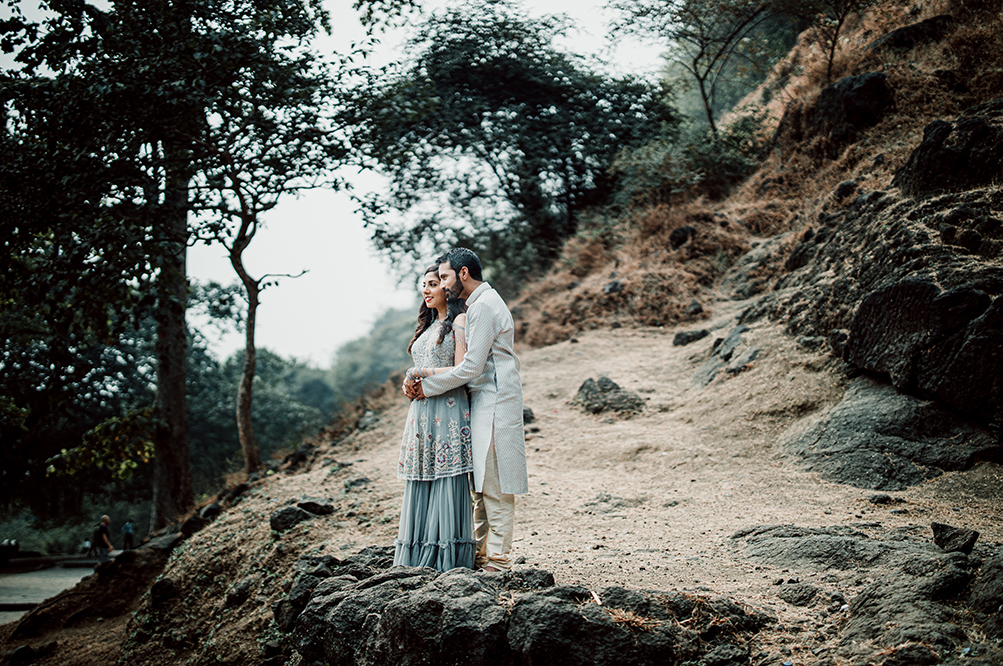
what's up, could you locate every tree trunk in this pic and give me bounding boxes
[230,227,262,476]
[697,75,718,136]
[151,156,194,530]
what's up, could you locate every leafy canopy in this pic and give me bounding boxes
[356,0,679,292]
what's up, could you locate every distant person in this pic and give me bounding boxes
[405,247,528,572]
[393,265,475,571]
[121,519,135,550]
[93,515,113,563]
[84,538,96,557]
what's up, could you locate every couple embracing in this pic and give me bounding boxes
[394,247,528,572]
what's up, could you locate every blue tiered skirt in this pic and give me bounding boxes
[393,473,475,571]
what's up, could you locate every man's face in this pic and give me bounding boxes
[438,262,463,299]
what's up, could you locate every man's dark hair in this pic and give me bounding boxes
[436,247,483,281]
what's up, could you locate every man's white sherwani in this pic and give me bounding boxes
[419,282,528,494]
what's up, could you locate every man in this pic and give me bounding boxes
[94,515,113,563]
[121,518,135,550]
[405,247,528,571]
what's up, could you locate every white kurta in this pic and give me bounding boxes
[419,283,529,494]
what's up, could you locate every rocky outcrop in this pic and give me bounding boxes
[892,99,1003,196]
[732,524,1003,665]
[291,562,769,666]
[776,72,895,159]
[780,378,998,489]
[867,15,958,52]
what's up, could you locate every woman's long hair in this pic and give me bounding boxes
[407,266,467,354]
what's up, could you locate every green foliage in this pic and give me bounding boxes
[329,308,415,406]
[355,0,679,294]
[47,407,160,481]
[610,0,799,133]
[613,106,771,204]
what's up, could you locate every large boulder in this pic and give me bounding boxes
[573,377,644,416]
[779,378,998,490]
[291,566,768,666]
[776,72,894,158]
[867,14,957,51]
[846,278,1003,424]
[893,99,1003,196]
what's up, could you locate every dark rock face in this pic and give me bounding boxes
[893,99,1003,196]
[776,73,894,158]
[673,329,710,346]
[691,325,759,388]
[669,225,697,249]
[846,278,1003,424]
[780,378,998,490]
[573,377,644,416]
[867,14,957,51]
[732,524,1003,662]
[777,583,820,607]
[297,497,335,516]
[968,555,1003,639]
[931,522,980,554]
[292,566,768,666]
[270,506,314,532]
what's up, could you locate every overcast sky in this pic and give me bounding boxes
[183,0,668,366]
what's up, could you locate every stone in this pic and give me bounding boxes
[931,522,979,554]
[780,377,999,490]
[297,497,335,516]
[141,533,184,553]
[691,356,725,388]
[686,299,704,316]
[867,15,957,51]
[603,280,624,295]
[892,99,1003,196]
[226,574,261,608]
[573,377,644,416]
[726,347,759,374]
[673,329,710,346]
[701,643,749,666]
[523,407,535,424]
[669,225,697,249]
[834,180,858,201]
[357,411,377,431]
[717,325,749,362]
[180,515,206,537]
[344,477,371,490]
[778,583,820,607]
[199,502,223,520]
[150,577,177,605]
[269,506,314,533]
[968,554,1003,613]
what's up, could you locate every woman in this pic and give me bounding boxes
[394,266,475,571]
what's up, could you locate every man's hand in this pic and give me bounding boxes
[412,381,426,400]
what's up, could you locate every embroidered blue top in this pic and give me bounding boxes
[398,322,473,481]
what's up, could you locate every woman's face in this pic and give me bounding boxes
[422,271,446,313]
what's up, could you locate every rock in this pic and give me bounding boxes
[777,73,894,158]
[868,494,895,504]
[523,407,535,425]
[673,329,710,346]
[795,335,826,351]
[686,299,704,316]
[669,225,697,249]
[717,325,749,362]
[893,99,1003,196]
[931,522,979,554]
[344,477,371,491]
[269,506,314,533]
[291,566,769,666]
[180,515,206,537]
[573,377,644,416]
[778,583,820,607]
[701,643,749,666]
[226,574,261,608]
[867,15,957,51]
[602,279,624,295]
[357,411,377,431]
[968,554,1003,613]
[834,180,858,201]
[726,347,759,374]
[141,533,184,553]
[875,643,941,666]
[150,577,177,605]
[199,502,223,520]
[691,356,725,388]
[5,642,56,665]
[221,482,249,504]
[780,377,999,490]
[846,277,991,389]
[297,497,335,516]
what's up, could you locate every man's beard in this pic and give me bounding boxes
[445,280,463,299]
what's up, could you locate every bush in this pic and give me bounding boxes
[613,107,771,206]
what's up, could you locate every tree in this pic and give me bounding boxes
[780,0,877,83]
[610,0,786,134]
[1,0,412,526]
[356,0,679,293]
